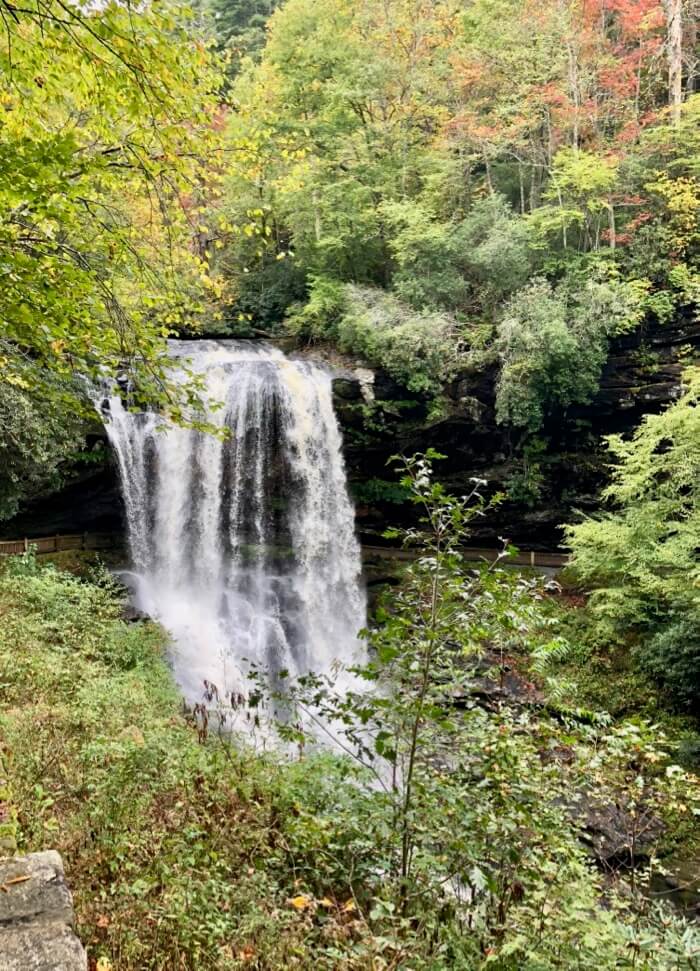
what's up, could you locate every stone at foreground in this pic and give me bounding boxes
[0,851,87,971]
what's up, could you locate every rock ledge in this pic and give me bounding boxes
[0,851,87,971]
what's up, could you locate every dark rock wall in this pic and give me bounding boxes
[3,314,698,548]
[0,462,122,540]
[337,313,699,550]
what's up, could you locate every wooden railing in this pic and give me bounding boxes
[0,533,121,557]
[361,544,569,569]
[0,534,568,569]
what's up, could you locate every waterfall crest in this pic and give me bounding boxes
[99,341,366,705]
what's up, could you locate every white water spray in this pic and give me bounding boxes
[98,341,366,708]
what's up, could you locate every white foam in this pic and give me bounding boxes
[99,341,366,711]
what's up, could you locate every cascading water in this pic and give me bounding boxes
[98,340,366,711]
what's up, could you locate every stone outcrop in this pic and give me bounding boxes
[2,314,698,549]
[571,796,666,869]
[334,312,700,548]
[0,851,87,971]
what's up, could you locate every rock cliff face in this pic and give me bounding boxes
[0,851,87,971]
[335,313,699,549]
[2,315,698,548]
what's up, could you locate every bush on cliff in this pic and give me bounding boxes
[567,368,700,711]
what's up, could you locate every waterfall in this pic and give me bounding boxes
[98,340,366,709]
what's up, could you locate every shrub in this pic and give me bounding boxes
[382,199,469,311]
[457,193,533,305]
[567,369,700,709]
[496,274,646,431]
[638,616,700,713]
[0,371,84,520]
[285,274,346,342]
[336,285,468,393]
[382,195,532,313]
[250,454,700,969]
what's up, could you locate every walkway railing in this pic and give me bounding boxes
[0,533,121,556]
[0,534,569,569]
[361,544,569,569]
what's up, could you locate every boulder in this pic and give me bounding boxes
[447,650,545,710]
[568,794,665,869]
[120,602,149,623]
[0,851,87,971]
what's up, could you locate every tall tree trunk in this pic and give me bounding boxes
[608,202,616,251]
[665,0,683,126]
[311,188,322,243]
[686,3,698,94]
[566,41,581,150]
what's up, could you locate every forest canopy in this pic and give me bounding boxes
[212,0,699,429]
[0,0,224,415]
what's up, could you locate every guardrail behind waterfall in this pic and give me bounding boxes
[360,545,569,570]
[0,534,569,569]
[0,533,121,556]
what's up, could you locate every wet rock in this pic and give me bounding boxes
[569,794,665,869]
[121,602,149,623]
[652,856,700,916]
[372,371,406,401]
[447,651,545,710]
[332,377,364,402]
[0,851,87,970]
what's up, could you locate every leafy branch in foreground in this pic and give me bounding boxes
[245,452,700,967]
[567,367,700,711]
[0,0,226,419]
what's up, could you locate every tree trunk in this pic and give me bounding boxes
[311,189,322,243]
[686,3,698,94]
[665,0,683,126]
[608,202,616,251]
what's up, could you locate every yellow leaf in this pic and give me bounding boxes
[96,959,112,971]
[5,374,30,389]
[319,897,334,908]
[289,894,313,912]
[342,899,357,913]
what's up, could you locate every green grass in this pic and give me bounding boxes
[2,555,699,970]
[0,556,367,969]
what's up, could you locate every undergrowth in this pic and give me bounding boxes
[1,551,699,969]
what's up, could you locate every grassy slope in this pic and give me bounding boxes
[0,558,358,970]
[2,557,700,970]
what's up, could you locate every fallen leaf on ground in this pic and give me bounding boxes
[288,894,313,911]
